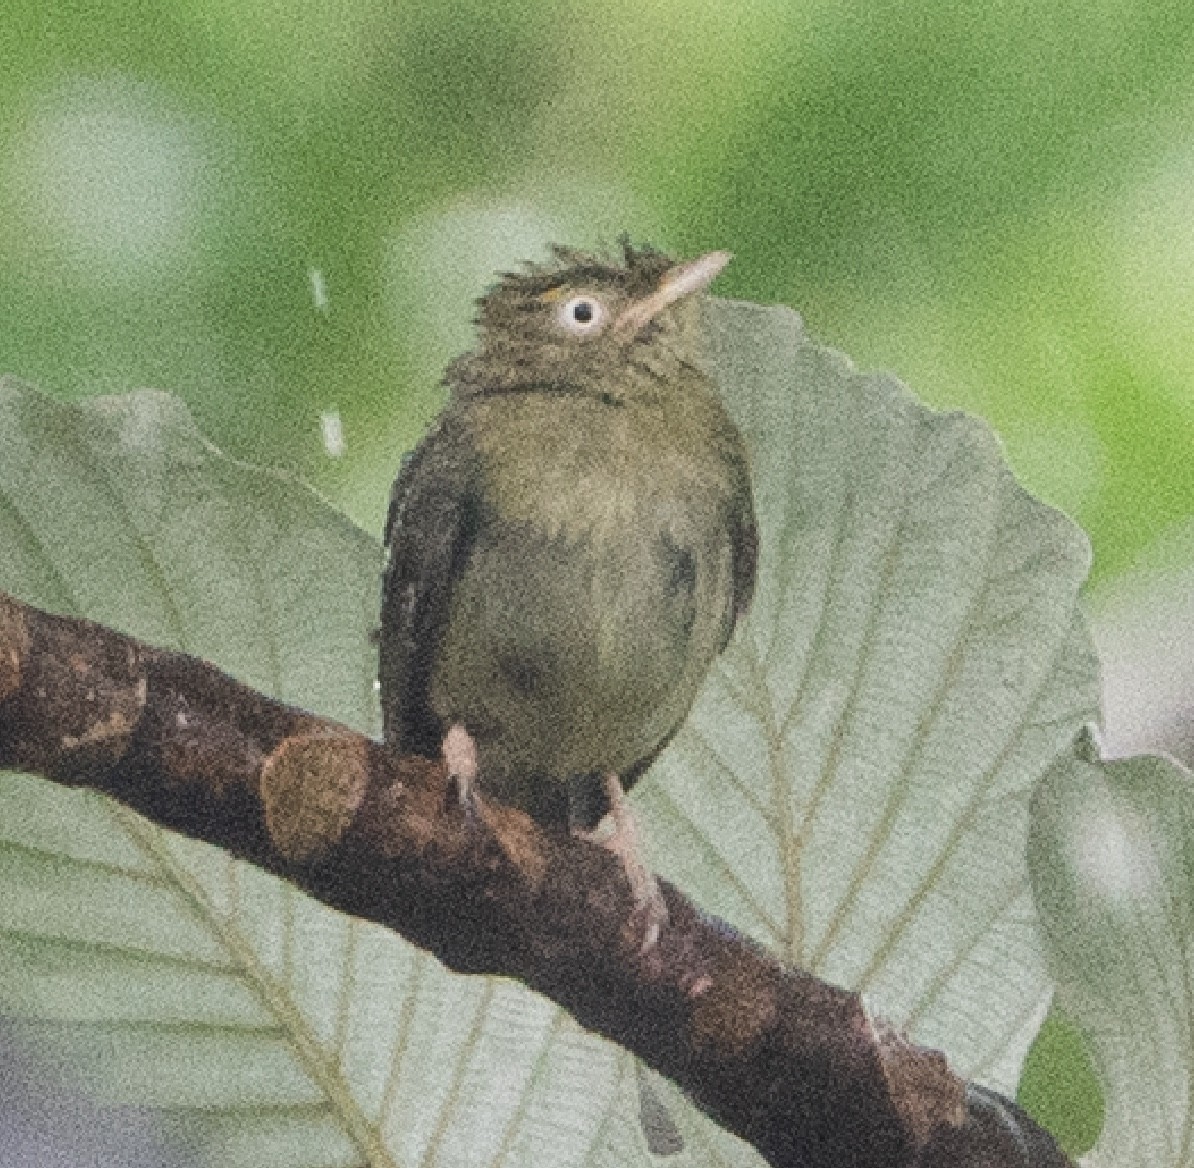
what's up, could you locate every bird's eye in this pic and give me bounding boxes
[557,295,606,335]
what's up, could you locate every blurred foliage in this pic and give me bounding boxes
[1,0,1192,575]
[3,0,1193,1152]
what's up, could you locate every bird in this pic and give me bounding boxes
[379,240,757,948]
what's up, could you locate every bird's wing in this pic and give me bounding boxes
[724,431,759,643]
[731,488,759,627]
[379,417,479,756]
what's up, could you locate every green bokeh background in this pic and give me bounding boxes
[4,0,1193,1155]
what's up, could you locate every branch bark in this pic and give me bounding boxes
[0,591,1073,1168]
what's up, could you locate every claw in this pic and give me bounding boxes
[442,724,479,819]
[576,773,668,953]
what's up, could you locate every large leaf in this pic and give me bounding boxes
[0,381,637,1168]
[1030,742,1194,1167]
[0,297,1099,1167]
[641,300,1098,1099]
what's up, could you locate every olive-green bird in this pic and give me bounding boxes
[379,241,756,944]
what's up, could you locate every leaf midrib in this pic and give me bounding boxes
[112,806,400,1168]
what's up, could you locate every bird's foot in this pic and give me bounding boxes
[620,846,669,955]
[577,773,668,953]
[441,724,480,820]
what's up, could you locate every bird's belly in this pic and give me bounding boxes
[430,513,729,810]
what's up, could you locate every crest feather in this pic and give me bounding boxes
[483,238,674,304]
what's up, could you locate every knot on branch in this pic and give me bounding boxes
[869,1013,966,1146]
[0,602,148,778]
[261,731,371,861]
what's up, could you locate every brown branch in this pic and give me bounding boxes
[0,591,1072,1168]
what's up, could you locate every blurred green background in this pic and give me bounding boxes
[4,0,1194,1156]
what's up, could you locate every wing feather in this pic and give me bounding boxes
[379,416,479,755]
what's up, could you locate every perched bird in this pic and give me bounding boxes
[379,240,757,946]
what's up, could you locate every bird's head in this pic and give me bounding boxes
[445,240,731,404]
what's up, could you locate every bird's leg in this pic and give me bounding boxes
[577,773,669,952]
[441,723,479,815]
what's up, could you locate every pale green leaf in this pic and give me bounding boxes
[1029,745,1194,1168]
[639,300,1098,1112]
[0,378,636,1168]
[0,294,1101,1168]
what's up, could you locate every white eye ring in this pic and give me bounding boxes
[557,295,606,335]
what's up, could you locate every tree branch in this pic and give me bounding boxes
[0,591,1072,1168]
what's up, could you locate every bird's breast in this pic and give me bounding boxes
[472,394,729,544]
[429,393,738,795]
